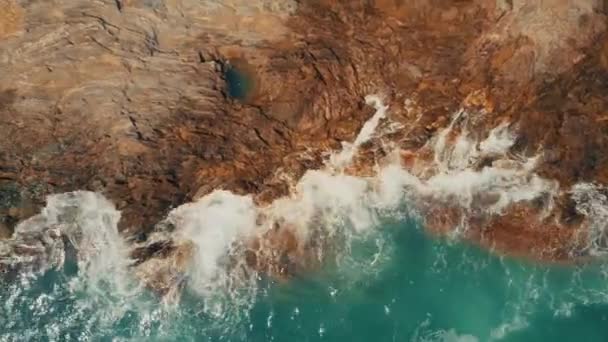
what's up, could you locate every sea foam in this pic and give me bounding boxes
[0,94,570,314]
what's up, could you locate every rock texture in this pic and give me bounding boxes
[2,0,608,281]
[0,0,304,235]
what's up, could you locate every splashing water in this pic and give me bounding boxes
[571,183,608,256]
[1,191,133,290]
[0,192,152,341]
[2,96,608,340]
[328,95,388,169]
[424,112,555,214]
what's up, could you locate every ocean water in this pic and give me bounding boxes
[2,216,608,342]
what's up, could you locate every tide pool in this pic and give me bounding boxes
[225,64,253,101]
[2,218,608,341]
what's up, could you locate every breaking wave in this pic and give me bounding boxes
[1,94,608,340]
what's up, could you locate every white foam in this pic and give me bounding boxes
[0,191,144,340]
[413,110,557,219]
[479,122,516,156]
[166,190,258,295]
[0,94,562,312]
[571,183,608,255]
[328,94,388,169]
[270,170,377,240]
[2,192,126,277]
[365,113,555,237]
[433,109,466,172]
[201,100,557,278]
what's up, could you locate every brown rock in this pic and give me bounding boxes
[0,221,10,239]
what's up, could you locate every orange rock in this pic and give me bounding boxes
[0,0,23,39]
[399,150,417,169]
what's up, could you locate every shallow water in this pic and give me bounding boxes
[2,216,608,342]
[225,65,252,100]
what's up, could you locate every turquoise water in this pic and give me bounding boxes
[3,218,608,341]
[225,65,252,100]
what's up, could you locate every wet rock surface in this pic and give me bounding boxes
[1,0,608,287]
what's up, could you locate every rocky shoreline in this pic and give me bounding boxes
[2,0,608,284]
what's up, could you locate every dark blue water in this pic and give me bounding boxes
[2,218,608,341]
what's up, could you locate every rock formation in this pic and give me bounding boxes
[2,0,608,291]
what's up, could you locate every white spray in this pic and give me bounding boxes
[328,95,388,169]
[3,191,135,295]
[571,183,608,256]
[0,94,562,310]
[413,111,556,217]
